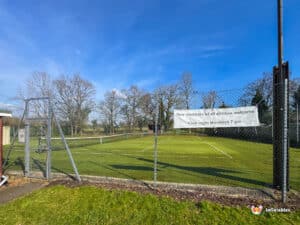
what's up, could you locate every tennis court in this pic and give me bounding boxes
[4,133,300,190]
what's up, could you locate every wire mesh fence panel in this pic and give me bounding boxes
[3,122,49,178]
[2,79,300,197]
[48,133,148,151]
[288,87,300,192]
[155,88,275,192]
[50,132,155,180]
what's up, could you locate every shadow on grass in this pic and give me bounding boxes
[4,157,26,175]
[50,165,78,180]
[32,158,46,177]
[110,165,155,171]
[88,161,154,190]
[136,157,271,188]
[28,158,77,180]
[88,161,138,180]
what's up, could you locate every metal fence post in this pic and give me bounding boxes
[52,106,81,182]
[24,100,30,177]
[153,99,159,188]
[46,99,52,180]
[297,103,299,144]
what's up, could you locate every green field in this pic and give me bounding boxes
[1,185,299,225]
[4,135,300,190]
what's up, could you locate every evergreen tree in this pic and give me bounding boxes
[251,89,269,123]
[219,102,229,108]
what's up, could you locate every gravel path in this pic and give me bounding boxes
[0,177,47,205]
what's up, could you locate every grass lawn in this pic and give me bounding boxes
[4,135,300,190]
[0,185,299,225]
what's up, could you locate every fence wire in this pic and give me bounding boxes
[1,83,300,197]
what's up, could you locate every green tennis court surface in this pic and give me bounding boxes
[4,135,300,190]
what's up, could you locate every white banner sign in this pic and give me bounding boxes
[174,106,260,128]
[18,129,25,143]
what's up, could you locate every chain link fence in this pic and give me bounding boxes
[1,82,300,194]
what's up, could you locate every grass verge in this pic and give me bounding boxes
[0,185,299,225]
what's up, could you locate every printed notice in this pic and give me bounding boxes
[174,106,260,128]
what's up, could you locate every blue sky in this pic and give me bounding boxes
[0,0,299,105]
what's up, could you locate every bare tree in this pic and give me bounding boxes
[138,92,157,131]
[22,72,53,117]
[239,73,272,107]
[178,72,194,109]
[26,72,53,98]
[202,91,219,109]
[139,93,156,123]
[54,76,76,136]
[121,86,143,131]
[154,84,180,131]
[72,74,95,135]
[99,90,121,134]
[54,74,95,136]
[239,72,298,107]
[91,119,98,135]
[178,72,195,133]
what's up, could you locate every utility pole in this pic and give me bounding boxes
[273,0,289,203]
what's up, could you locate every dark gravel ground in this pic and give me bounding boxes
[3,171,300,211]
[49,177,300,211]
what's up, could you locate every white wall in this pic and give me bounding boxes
[3,126,10,145]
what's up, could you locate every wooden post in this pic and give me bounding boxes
[0,113,12,181]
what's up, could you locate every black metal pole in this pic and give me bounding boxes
[278,0,283,71]
[277,0,289,203]
[273,0,284,190]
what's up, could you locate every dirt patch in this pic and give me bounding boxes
[0,176,48,204]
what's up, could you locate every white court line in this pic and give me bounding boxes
[73,152,112,155]
[203,142,233,159]
[72,152,151,156]
[140,145,153,152]
[138,138,171,153]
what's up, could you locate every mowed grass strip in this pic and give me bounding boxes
[4,135,300,190]
[0,185,299,225]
